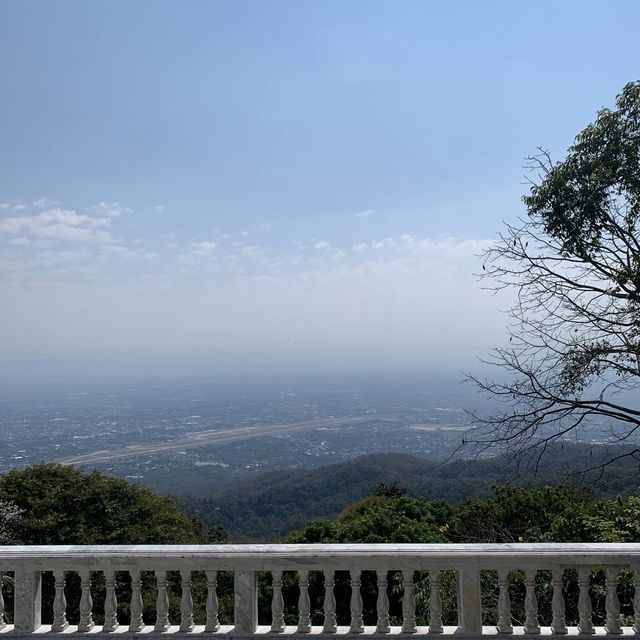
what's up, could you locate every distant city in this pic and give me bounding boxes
[0,370,469,490]
[0,368,628,496]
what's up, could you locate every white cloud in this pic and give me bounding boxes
[176,240,217,266]
[100,245,158,261]
[0,208,114,243]
[32,197,60,208]
[354,208,374,218]
[88,201,133,217]
[191,241,217,255]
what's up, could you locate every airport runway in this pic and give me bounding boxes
[57,415,386,465]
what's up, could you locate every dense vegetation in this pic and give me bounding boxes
[3,451,640,629]
[0,464,203,545]
[0,464,218,627]
[276,484,640,628]
[184,444,640,540]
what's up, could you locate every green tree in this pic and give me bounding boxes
[0,463,202,545]
[469,81,640,468]
[0,464,213,627]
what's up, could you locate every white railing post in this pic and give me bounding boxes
[524,569,540,634]
[551,568,567,634]
[155,570,170,633]
[497,569,512,634]
[578,567,594,635]
[13,570,41,633]
[128,569,144,633]
[179,570,195,633]
[322,570,337,634]
[402,570,417,633]
[297,570,311,633]
[429,570,443,633]
[376,569,390,634]
[457,568,482,634]
[270,570,285,633]
[0,571,6,632]
[349,569,364,634]
[52,569,68,632]
[77,569,94,632]
[103,569,118,633]
[633,569,640,635]
[605,567,622,635]
[234,570,258,634]
[205,570,221,633]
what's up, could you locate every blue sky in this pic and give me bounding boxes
[1,1,639,370]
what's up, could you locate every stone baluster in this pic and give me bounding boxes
[51,570,68,632]
[402,570,417,633]
[78,569,94,632]
[0,572,5,632]
[103,570,118,632]
[13,570,42,633]
[497,569,512,634]
[270,570,285,633]
[234,571,258,634]
[322,570,337,634]
[180,570,195,632]
[429,570,443,634]
[205,570,220,633]
[129,569,144,633]
[457,568,482,634]
[578,567,594,635]
[349,569,364,633]
[633,569,640,635]
[376,569,390,633]
[524,569,540,634]
[155,570,170,633]
[551,569,567,634]
[605,567,622,635]
[297,570,311,633]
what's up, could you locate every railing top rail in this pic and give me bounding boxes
[2,542,640,563]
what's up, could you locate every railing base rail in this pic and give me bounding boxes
[1,628,638,638]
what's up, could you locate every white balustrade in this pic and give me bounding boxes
[297,570,311,633]
[429,569,443,633]
[375,569,389,634]
[103,569,118,633]
[401,570,416,634]
[128,568,144,633]
[0,544,640,637]
[496,569,511,634]
[205,570,220,633]
[155,570,170,633]
[322,569,337,634]
[0,574,5,633]
[349,568,364,634]
[179,570,195,633]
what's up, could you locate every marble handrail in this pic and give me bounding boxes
[1,543,640,637]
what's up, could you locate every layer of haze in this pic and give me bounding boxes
[1,1,640,377]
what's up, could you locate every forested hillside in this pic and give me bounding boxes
[183,444,640,541]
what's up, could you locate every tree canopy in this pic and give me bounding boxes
[469,81,640,467]
[0,463,203,545]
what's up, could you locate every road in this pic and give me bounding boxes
[57,415,388,465]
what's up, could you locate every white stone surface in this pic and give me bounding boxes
[2,544,640,637]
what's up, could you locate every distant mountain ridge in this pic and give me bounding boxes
[183,444,640,541]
